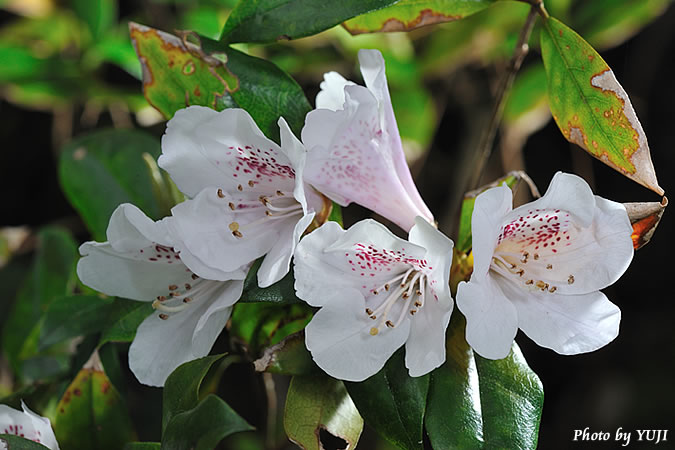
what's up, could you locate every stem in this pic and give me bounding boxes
[468,4,540,190]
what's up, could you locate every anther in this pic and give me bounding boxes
[217,189,225,198]
[237,184,243,191]
[248,180,255,187]
[546,264,553,270]
[410,310,417,315]
[534,253,540,260]
[157,295,167,302]
[402,293,409,299]
[191,274,199,280]
[169,284,178,291]
[232,230,243,238]
[535,280,546,289]
[384,284,390,291]
[549,286,557,293]
[228,202,235,210]
[276,190,284,196]
[414,301,422,307]
[365,308,373,315]
[568,275,575,284]
[229,222,239,232]
[516,269,525,277]
[265,210,272,216]
[521,252,529,263]
[369,327,379,336]
[416,290,422,296]
[159,314,169,320]
[183,297,192,303]
[385,320,394,328]
[185,283,192,290]
[525,280,533,285]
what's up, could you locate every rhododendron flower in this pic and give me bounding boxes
[0,401,59,450]
[457,172,634,359]
[294,217,453,381]
[159,106,320,287]
[301,49,433,232]
[78,204,247,387]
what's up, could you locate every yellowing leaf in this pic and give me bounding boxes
[540,17,663,195]
[625,197,667,250]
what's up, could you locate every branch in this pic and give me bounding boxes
[467,4,541,190]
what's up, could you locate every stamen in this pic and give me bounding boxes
[229,202,235,210]
[546,264,553,270]
[248,180,255,187]
[191,274,199,280]
[217,189,225,198]
[276,190,284,196]
[237,184,243,191]
[183,297,192,303]
[370,327,379,336]
[159,314,169,320]
[568,275,575,284]
[184,283,192,290]
[169,284,178,291]
[265,203,303,213]
[152,299,188,313]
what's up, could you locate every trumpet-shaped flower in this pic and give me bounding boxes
[78,203,247,386]
[457,172,634,359]
[301,49,434,232]
[159,106,320,287]
[294,217,453,381]
[0,401,59,450]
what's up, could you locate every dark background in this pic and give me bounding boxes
[1,1,674,448]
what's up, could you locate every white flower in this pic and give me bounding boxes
[457,172,634,359]
[159,106,320,288]
[293,217,454,381]
[0,401,59,450]
[301,49,434,232]
[77,203,247,387]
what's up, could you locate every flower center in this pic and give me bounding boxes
[151,273,217,319]
[365,268,428,336]
[215,188,303,238]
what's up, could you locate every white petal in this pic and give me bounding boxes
[129,280,240,386]
[511,172,595,227]
[408,217,454,307]
[169,189,280,273]
[405,293,453,376]
[315,71,353,110]
[0,403,58,450]
[358,49,433,223]
[470,184,513,281]
[77,241,193,301]
[505,281,621,355]
[305,288,410,382]
[21,402,59,450]
[278,117,314,215]
[456,277,519,360]
[106,203,172,252]
[257,211,314,288]
[160,107,295,197]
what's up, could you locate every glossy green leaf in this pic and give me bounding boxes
[284,374,363,450]
[253,331,318,375]
[162,354,226,433]
[239,259,302,304]
[346,349,429,450]
[0,435,49,449]
[1,227,77,374]
[58,129,163,241]
[503,63,548,126]
[129,23,311,139]
[54,360,135,450]
[344,0,496,34]
[425,314,543,448]
[99,301,153,346]
[230,301,313,356]
[456,172,524,254]
[220,0,399,44]
[72,0,117,39]
[541,17,663,195]
[161,394,253,450]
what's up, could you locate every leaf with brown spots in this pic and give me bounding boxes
[540,17,663,195]
[624,197,667,250]
[343,0,497,35]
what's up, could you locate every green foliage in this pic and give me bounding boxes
[59,129,164,241]
[220,0,400,44]
[284,374,363,450]
[346,350,429,450]
[72,0,117,40]
[343,0,497,34]
[541,17,663,195]
[54,362,135,450]
[0,436,49,449]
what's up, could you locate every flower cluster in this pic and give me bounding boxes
[78,49,634,385]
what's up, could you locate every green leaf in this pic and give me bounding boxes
[1,227,77,374]
[425,314,543,449]
[456,172,524,254]
[253,331,318,375]
[161,394,253,450]
[128,23,311,139]
[99,301,154,346]
[220,0,399,44]
[503,63,548,126]
[345,349,429,450]
[284,374,363,450]
[162,354,226,433]
[0,436,49,449]
[58,129,163,241]
[239,259,302,304]
[343,0,496,34]
[72,0,117,39]
[54,358,135,450]
[540,17,663,195]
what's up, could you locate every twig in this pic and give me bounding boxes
[468,4,541,190]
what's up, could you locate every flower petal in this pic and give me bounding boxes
[315,71,353,111]
[404,293,453,376]
[504,280,621,355]
[408,217,454,307]
[0,403,59,449]
[106,203,172,252]
[305,288,410,382]
[128,280,241,386]
[470,184,513,281]
[160,107,295,197]
[21,402,59,450]
[456,276,519,360]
